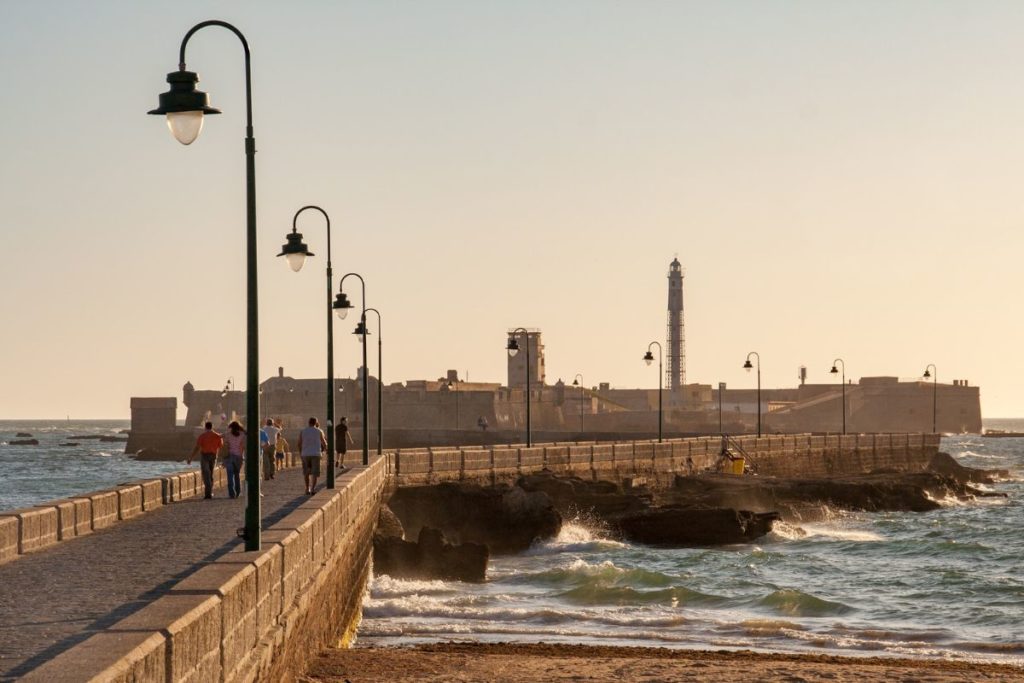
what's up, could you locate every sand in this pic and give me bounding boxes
[304,643,1024,682]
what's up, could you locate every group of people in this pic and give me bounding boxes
[188,415,354,499]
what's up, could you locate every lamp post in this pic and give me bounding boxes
[718,381,725,434]
[447,379,460,430]
[334,275,369,465]
[277,205,339,488]
[366,308,383,454]
[507,328,532,446]
[829,358,846,435]
[221,376,235,397]
[923,364,937,434]
[643,342,663,443]
[149,20,262,551]
[572,373,585,434]
[743,352,761,438]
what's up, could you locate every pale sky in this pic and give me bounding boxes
[1,1,1022,419]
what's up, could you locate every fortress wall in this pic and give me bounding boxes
[392,433,942,486]
[22,457,389,683]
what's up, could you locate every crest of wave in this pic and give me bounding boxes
[525,513,627,556]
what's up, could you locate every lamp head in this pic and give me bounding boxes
[830,365,838,375]
[506,337,520,358]
[353,321,370,336]
[333,291,354,320]
[447,380,454,389]
[643,351,655,366]
[572,378,579,386]
[278,230,314,272]
[743,359,753,372]
[923,369,931,379]
[148,70,221,145]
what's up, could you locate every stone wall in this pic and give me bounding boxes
[21,457,388,683]
[391,433,942,487]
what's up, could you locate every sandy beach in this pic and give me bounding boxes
[305,643,1024,682]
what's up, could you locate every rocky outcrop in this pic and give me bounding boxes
[517,473,651,518]
[613,507,780,547]
[387,482,562,554]
[9,439,39,446]
[928,452,1010,484]
[374,527,489,582]
[15,432,32,438]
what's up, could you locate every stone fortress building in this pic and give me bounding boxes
[128,258,983,454]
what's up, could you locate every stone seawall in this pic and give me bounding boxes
[392,433,942,487]
[21,457,388,683]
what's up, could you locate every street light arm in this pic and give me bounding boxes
[647,341,662,362]
[292,206,331,265]
[365,308,382,337]
[178,20,252,132]
[340,272,367,312]
[746,351,760,366]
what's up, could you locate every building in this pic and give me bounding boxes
[507,329,545,388]
[666,257,685,391]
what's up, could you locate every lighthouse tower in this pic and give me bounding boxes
[666,257,685,390]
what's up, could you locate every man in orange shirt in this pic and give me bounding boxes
[189,421,224,499]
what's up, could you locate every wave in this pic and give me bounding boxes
[556,584,729,607]
[525,522,628,556]
[510,559,675,588]
[756,589,853,616]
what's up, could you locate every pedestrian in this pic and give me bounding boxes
[188,421,223,499]
[478,415,489,432]
[262,418,281,480]
[334,416,353,469]
[297,417,327,495]
[223,420,246,499]
[275,419,288,469]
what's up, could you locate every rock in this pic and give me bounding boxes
[928,452,1010,484]
[374,527,489,582]
[376,504,405,540]
[9,439,39,446]
[387,482,561,554]
[517,471,651,518]
[98,435,129,443]
[132,448,187,462]
[15,432,32,438]
[613,506,780,547]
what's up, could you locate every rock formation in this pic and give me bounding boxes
[613,507,780,546]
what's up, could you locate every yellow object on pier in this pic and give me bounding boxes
[731,457,745,475]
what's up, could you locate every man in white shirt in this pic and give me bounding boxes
[262,418,281,481]
[297,417,327,495]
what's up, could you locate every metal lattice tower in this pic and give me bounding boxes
[666,257,685,390]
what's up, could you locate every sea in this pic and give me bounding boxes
[357,419,1024,665]
[2,419,1021,664]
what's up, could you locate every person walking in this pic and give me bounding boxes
[188,421,223,499]
[223,420,246,499]
[262,418,280,481]
[274,419,288,470]
[334,416,353,469]
[297,417,327,495]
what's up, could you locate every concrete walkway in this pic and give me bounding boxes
[0,468,324,679]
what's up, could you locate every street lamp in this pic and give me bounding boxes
[149,20,262,551]
[366,308,383,454]
[507,328,532,446]
[743,352,761,438]
[334,274,369,465]
[221,376,235,398]
[278,205,338,488]
[643,342,663,443]
[572,373,585,434]
[447,378,460,431]
[829,358,846,435]
[923,364,938,434]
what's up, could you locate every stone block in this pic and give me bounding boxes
[0,515,18,564]
[112,593,222,683]
[634,442,655,469]
[89,490,119,530]
[544,446,570,472]
[430,449,460,479]
[519,447,545,471]
[19,630,167,683]
[137,479,164,511]
[491,448,519,474]
[7,506,59,554]
[592,444,613,463]
[568,445,592,472]
[396,450,430,475]
[66,497,93,536]
[461,449,492,474]
[41,499,78,541]
[171,562,258,681]
[116,484,143,520]
[613,443,635,469]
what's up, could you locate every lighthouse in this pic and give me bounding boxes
[667,257,685,390]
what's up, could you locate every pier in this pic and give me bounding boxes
[0,433,940,681]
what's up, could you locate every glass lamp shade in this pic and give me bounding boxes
[166,111,204,145]
[645,358,653,367]
[285,252,307,272]
[507,347,519,358]
[336,308,349,320]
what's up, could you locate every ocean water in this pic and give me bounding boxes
[358,423,1024,664]
[0,420,187,511]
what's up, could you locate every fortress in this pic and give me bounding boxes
[128,259,982,454]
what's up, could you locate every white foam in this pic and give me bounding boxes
[800,524,883,542]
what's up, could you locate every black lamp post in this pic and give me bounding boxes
[923,364,937,433]
[447,378,460,430]
[743,351,761,438]
[277,205,339,488]
[829,358,846,435]
[220,376,235,398]
[572,373,585,434]
[643,343,663,443]
[507,328,532,446]
[334,275,369,465]
[366,307,383,454]
[149,20,262,551]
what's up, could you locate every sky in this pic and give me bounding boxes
[1,0,1023,419]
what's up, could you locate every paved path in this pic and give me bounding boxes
[0,468,322,679]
